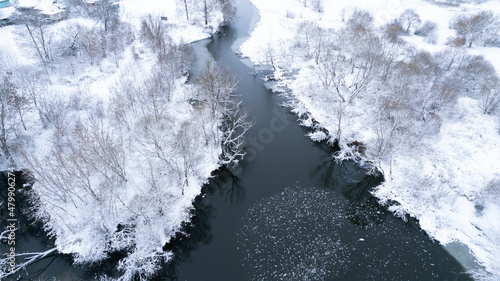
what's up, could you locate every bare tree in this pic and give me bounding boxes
[434,47,467,72]
[399,9,421,34]
[376,33,407,82]
[141,15,170,55]
[141,69,175,121]
[0,75,17,161]
[91,0,120,32]
[0,73,30,163]
[370,94,418,175]
[346,8,374,34]
[159,43,194,76]
[451,11,499,47]
[196,60,238,118]
[315,28,379,104]
[18,14,53,82]
[196,61,252,166]
[310,0,323,13]
[383,20,404,42]
[293,22,335,67]
[219,0,237,25]
[0,45,18,71]
[204,0,209,25]
[80,26,106,65]
[480,78,500,115]
[140,15,195,72]
[457,55,497,100]
[38,95,72,136]
[415,21,437,43]
[176,121,201,193]
[219,100,252,166]
[14,67,50,128]
[184,0,190,20]
[78,106,128,182]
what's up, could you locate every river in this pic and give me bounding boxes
[1,0,474,279]
[161,0,473,280]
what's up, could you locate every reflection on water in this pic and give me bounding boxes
[150,167,244,280]
[204,167,246,204]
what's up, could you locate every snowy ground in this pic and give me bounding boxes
[119,0,223,43]
[240,0,500,279]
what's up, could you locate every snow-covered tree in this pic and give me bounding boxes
[90,0,120,32]
[195,61,252,166]
[346,8,374,34]
[314,26,379,104]
[399,9,421,34]
[480,78,500,115]
[383,20,404,43]
[450,11,499,47]
[0,74,21,161]
[415,21,438,43]
[179,0,236,27]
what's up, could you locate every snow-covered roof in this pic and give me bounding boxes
[35,0,65,15]
[15,0,40,9]
[0,6,14,20]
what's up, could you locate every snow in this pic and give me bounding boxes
[120,0,223,44]
[240,0,500,278]
[374,97,500,276]
[241,0,465,63]
[0,0,229,279]
[34,0,61,14]
[0,6,14,20]
[0,26,22,65]
[14,0,40,9]
[307,130,327,142]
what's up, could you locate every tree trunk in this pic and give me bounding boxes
[0,104,11,160]
[183,0,189,20]
[18,107,27,130]
[204,0,208,25]
[25,24,52,84]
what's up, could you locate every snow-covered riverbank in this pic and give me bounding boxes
[240,0,500,279]
[1,0,240,279]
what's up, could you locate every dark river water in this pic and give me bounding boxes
[163,0,473,280]
[0,0,473,280]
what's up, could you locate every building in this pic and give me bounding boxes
[0,0,15,23]
[0,0,12,9]
[35,0,68,21]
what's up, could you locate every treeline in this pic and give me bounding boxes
[270,7,500,172]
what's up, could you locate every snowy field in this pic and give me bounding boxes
[240,0,500,279]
